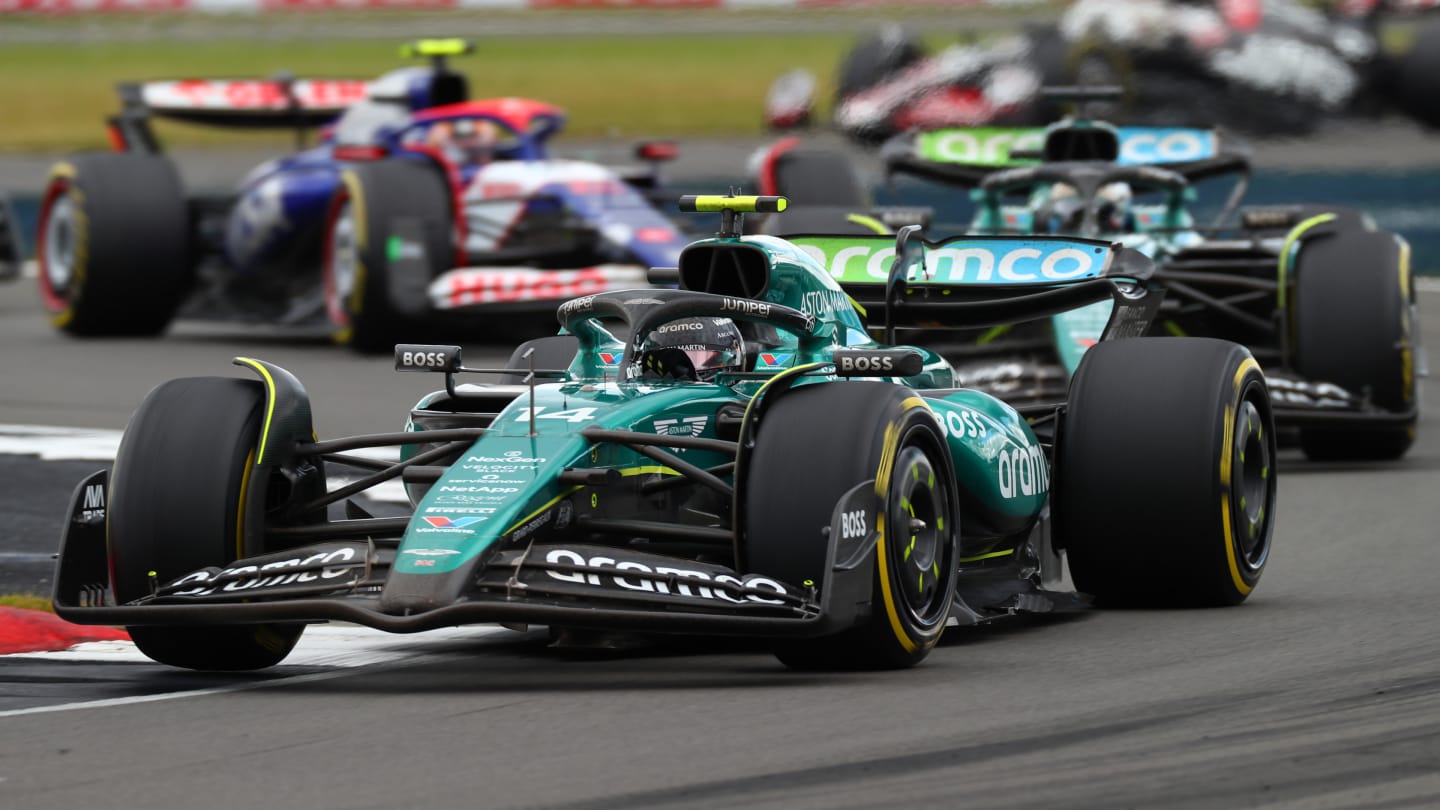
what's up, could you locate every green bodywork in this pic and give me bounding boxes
[399,380,1050,576]
[789,231,1140,376]
[401,382,739,576]
[915,127,1045,166]
[389,231,1062,604]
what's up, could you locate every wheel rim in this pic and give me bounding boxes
[43,194,76,294]
[1230,392,1274,571]
[887,442,952,628]
[325,198,357,327]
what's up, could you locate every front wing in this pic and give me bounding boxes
[51,469,880,638]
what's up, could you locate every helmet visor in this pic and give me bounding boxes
[679,348,740,380]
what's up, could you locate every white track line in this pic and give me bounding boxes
[0,424,408,502]
[0,424,123,461]
[0,624,513,718]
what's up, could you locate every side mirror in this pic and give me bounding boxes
[394,344,462,373]
[833,349,924,377]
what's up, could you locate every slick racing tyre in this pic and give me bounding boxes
[743,382,959,670]
[836,25,925,104]
[757,146,879,236]
[1293,228,1416,461]
[36,154,190,336]
[1388,16,1440,130]
[1057,338,1276,607]
[107,377,304,670]
[325,159,454,353]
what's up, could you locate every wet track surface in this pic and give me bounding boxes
[2,252,1440,806]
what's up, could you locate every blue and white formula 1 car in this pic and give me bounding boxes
[36,39,687,351]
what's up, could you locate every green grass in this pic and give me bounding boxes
[0,0,1056,152]
[0,34,880,151]
[0,594,54,613]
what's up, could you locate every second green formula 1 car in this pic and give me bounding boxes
[760,102,1420,461]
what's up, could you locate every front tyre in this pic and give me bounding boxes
[742,383,959,670]
[108,377,303,670]
[1293,228,1416,461]
[36,154,190,336]
[324,159,454,353]
[1057,338,1276,607]
[836,26,925,104]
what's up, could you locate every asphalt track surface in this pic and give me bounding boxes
[0,249,1439,805]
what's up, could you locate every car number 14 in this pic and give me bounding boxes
[512,406,599,423]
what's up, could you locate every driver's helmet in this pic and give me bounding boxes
[1038,183,1086,234]
[1095,182,1135,233]
[427,118,499,165]
[635,317,746,382]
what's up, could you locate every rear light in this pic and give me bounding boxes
[636,141,679,162]
[637,226,678,243]
[765,109,811,130]
[333,145,389,161]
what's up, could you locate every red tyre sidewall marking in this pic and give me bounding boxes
[321,187,352,330]
[36,178,73,314]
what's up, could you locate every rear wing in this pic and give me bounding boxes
[788,228,1162,342]
[121,78,369,128]
[107,77,370,153]
[882,123,1254,229]
[883,125,1251,187]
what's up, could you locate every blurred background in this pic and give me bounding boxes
[1,0,1438,271]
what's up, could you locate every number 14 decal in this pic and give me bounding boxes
[513,406,599,423]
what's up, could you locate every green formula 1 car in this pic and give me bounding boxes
[884,113,1418,461]
[51,195,1277,672]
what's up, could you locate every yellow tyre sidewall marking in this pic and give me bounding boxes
[1220,357,1261,596]
[235,448,257,561]
[1399,238,1414,406]
[44,163,84,328]
[875,398,946,655]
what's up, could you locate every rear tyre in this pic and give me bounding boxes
[324,159,454,353]
[757,146,879,235]
[1389,16,1440,129]
[1293,228,1415,461]
[743,383,958,670]
[1057,338,1275,607]
[36,154,191,336]
[108,377,303,670]
[836,25,925,103]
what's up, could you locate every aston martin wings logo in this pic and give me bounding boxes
[653,416,708,437]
